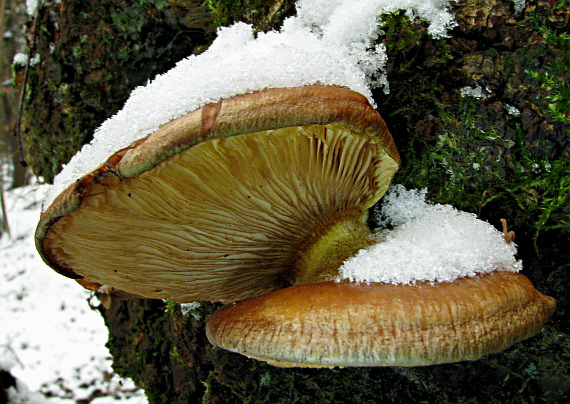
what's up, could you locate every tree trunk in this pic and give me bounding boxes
[20,0,569,402]
[1,0,30,189]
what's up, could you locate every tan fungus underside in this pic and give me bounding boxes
[43,123,398,302]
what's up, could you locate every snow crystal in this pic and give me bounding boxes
[26,0,38,16]
[461,85,491,99]
[339,185,521,284]
[180,302,202,320]
[44,0,456,209]
[12,53,28,65]
[512,0,526,15]
[505,104,521,116]
[12,53,40,66]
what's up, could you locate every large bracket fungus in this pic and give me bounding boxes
[36,85,555,368]
[36,86,399,302]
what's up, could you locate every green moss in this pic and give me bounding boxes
[203,0,295,31]
[104,299,176,396]
[111,0,171,33]
[163,299,178,313]
[395,5,570,245]
[527,2,570,127]
[379,11,424,56]
[170,345,185,366]
[483,140,570,242]
[378,3,569,243]
[395,94,569,247]
[20,0,212,182]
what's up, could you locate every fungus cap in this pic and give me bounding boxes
[206,271,556,367]
[35,86,400,303]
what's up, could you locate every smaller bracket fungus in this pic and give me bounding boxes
[206,272,556,367]
[206,186,556,367]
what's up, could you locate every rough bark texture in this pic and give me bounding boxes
[17,0,216,182]
[20,0,569,403]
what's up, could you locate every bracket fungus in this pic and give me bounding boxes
[206,272,555,367]
[36,86,399,302]
[36,85,555,368]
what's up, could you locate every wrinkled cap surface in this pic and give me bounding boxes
[36,86,400,303]
[206,271,556,367]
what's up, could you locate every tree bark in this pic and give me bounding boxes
[20,0,569,402]
[1,0,30,189]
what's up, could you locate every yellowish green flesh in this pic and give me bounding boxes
[293,213,374,285]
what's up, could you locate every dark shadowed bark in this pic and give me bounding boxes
[20,0,569,402]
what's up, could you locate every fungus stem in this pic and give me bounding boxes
[293,212,374,285]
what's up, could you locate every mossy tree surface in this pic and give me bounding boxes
[22,0,569,403]
[18,0,215,182]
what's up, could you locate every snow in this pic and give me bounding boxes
[44,0,457,209]
[12,53,40,66]
[180,302,202,321]
[460,85,491,99]
[26,0,39,16]
[512,0,526,15]
[5,377,48,404]
[12,53,28,65]
[505,104,521,116]
[339,185,521,284]
[1,184,147,403]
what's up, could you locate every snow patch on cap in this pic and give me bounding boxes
[44,0,456,209]
[339,185,521,284]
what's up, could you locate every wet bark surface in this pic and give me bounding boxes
[21,0,569,402]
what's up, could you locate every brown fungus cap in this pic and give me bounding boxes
[206,271,556,367]
[35,86,400,303]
